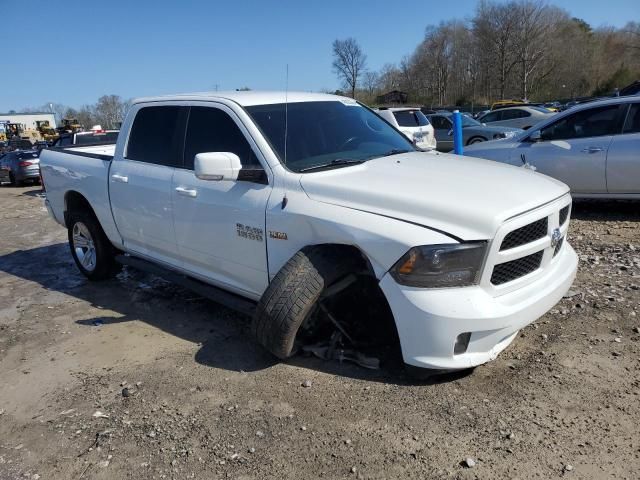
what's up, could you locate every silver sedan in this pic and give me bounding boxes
[464,97,640,197]
[427,113,522,152]
[477,106,555,130]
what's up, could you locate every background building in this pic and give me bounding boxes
[0,112,57,131]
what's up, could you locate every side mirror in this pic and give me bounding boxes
[194,152,242,181]
[527,130,542,143]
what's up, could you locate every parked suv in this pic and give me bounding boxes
[374,107,436,150]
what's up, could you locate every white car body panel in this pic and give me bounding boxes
[40,91,578,372]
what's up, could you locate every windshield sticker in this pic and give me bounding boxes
[338,98,359,106]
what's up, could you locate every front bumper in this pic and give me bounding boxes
[380,242,578,370]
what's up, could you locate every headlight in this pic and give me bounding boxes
[390,242,487,288]
[497,131,517,139]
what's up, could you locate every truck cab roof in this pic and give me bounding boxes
[132,91,354,107]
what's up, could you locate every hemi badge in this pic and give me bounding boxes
[269,231,288,240]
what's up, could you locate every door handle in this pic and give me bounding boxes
[111,174,128,183]
[175,186,197,198]
[580,146,604,154]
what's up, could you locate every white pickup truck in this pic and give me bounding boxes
[40,91,578,376]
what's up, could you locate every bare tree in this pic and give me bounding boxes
[332,38,367,98]
[94,95,126,129]
[362,71,379,97]
[473,0,519,99]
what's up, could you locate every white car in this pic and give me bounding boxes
[477,106,555,130]
[465,97,640,197]
[40,91,577,376]
[373,107,437,149]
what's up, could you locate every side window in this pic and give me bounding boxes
[431,116,451,130]
[541,105,621,141]
[623,103,640,134]
[502,109,523,120]
[482,111,501,123]
[183,106,261,170]
[127,106,185,167]
[517,110,531,118]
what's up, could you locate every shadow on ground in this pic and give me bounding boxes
[571,199,640,222]
[0,242,472,386]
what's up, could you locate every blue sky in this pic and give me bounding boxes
[1,0,637,111]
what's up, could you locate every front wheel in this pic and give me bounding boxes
[67,213,120,280]
[467,136,486,145]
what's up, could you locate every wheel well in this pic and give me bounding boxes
[297,244,401,360]
[64,191,98,227]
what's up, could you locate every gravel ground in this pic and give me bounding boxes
[0,184,638,480]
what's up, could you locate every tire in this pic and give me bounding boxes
[467,136,486,145]
[251,247,356,359]
[67,212,120,281]
[9,173,17,186]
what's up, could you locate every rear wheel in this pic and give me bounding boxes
[9,173,19,186]
[67,212,120,281]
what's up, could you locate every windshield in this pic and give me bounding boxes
[245,101,416,173]
[461,115,482,127]
[530,106,553,114]
[393,110,430,127]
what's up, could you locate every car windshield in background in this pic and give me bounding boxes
[530,106,553,114]
[393,110,430,127]
[75,131,119,145]
[245,101,416,173]
[461,116,482,127]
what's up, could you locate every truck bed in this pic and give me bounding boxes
[40,145,121,244]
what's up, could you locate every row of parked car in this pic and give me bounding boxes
[0,129,119,187]
[371,94,639,196]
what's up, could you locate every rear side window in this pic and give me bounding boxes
[623,103,640,134]
[541,105,622,141]
[482,111,501,122]
[430,116,451,130]
[393,110,430,127]
[127,106,186,166]
[183,106,260,169]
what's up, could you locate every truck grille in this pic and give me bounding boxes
[559,205,570,225]
[500,217,547,251]
[491,251,543,285]
[486,199,572,288]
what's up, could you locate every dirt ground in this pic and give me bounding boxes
[0,184,638,480]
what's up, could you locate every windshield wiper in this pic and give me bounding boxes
[374,149,411,158]
[299,158,365,173]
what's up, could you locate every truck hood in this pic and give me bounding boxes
[299,151,569,240]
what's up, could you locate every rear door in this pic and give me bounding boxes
[511,103,625,194]
[109,104,188,266]
[171,104,272,298]
[606,102,640,194]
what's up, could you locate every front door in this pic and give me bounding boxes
[171,104,272,299]
[109,105,187,266]
[606,102,640,194]
[510,104,625,194]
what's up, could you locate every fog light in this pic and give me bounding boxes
[454,332,471,355]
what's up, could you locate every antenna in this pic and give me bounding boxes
[282,64,289,209]
[284,64,289,167]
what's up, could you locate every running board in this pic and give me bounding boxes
[115,255,257,317]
